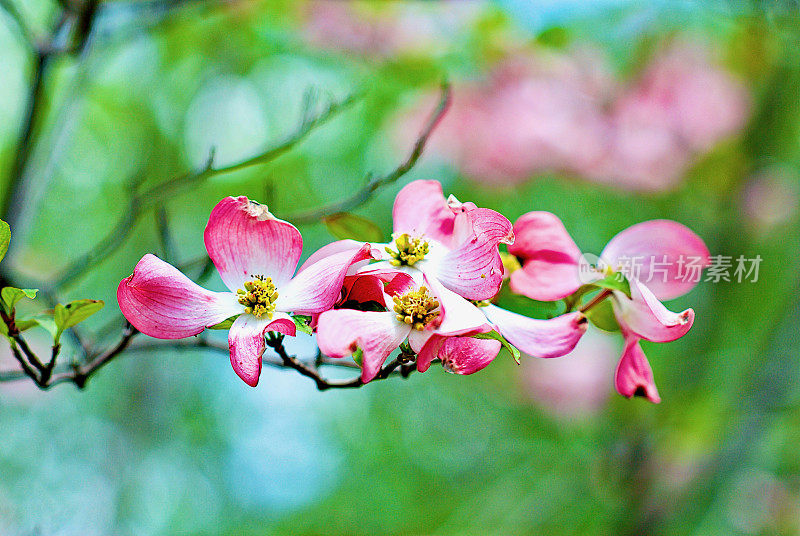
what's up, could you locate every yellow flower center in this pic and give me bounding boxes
[237,276,278,319]
[392,286,440,331]
[385,233,429,267]
[499,252,521,275]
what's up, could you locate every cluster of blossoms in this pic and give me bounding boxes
[118,180,708,402]
[396,42,749,191]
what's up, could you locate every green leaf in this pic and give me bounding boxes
[1,287,38,313]
[536,26,570,49]
[14,318,39,332]
[53,299,104,343]
[291,314,313,336]
[585,299,621,332]
[592,273,631,299]
[0,316,7,337]
[352,347,363,367]
[472,330,521,364]
[323,212,384,243]
[0,219,9,263]
[208,315,240,330]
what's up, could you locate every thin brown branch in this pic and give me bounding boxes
[287,81,452,224]
[580,289,612,313]
[47,92,357,289]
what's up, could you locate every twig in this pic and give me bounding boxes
[47,92,357,289]
[155,206,177,263]
[287,81,452,224]
[0,0,100,228]
[0,0,37,51]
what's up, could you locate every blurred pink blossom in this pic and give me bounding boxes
[301,1,483,58]
[521,327,619,418]
[742,167,800,232]
[394,41,750,191]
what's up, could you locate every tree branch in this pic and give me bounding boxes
[287,81,452,224]
[45,92,357,289]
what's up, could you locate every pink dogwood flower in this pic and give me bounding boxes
[317,271,493,382]
[507,213,709,402]
[117,196,373,387]
[375,180,515,300]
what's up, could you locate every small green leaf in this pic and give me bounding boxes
[1,287,38,313]
[352,347,363,367]
[0,316,7,337]
[472,330,521,364]
[14,318,39,332]
[586,299,621,332]
[291,314,313,336]
[0,219,9,263]
[323,212,384,243]
[536,26,570,49]
[54,299,104,343]
[592,273,631,299]
[208,315,240,330]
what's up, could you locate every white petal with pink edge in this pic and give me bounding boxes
[277,243,374,314]
[482,305,587,358]
[612,278,694,343]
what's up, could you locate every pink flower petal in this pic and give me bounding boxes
[482,305,587,358]
[612,278,694,343]
[508,212,584,301]
[277,243,374,314]
[614,334,661,403]
[298,239,380,273]
[342,275,387,307]
[433,208,514,300]
[600,219,710,300]
[316,310,410,383]
[117,254,242,339]
[427,275,491,336]
[204,196,303,291]
[392,180,456,245]
[416,335,501,374]
[228,312,296,387]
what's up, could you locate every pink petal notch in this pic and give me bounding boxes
[508,212,584,301]
[614,334,661,403]
[204,196,303,292]
[600,219,710,300]
[613,279,694,343]
[117,254,243,339]
[228,312,295,387]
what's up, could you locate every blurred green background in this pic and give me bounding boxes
[1,1,799,534]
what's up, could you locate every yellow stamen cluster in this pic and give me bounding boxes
[471,299,491,308]
[237,276,278,319]
[392,286,440,331]
[499,252,521,275]
[386,234,429,267]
